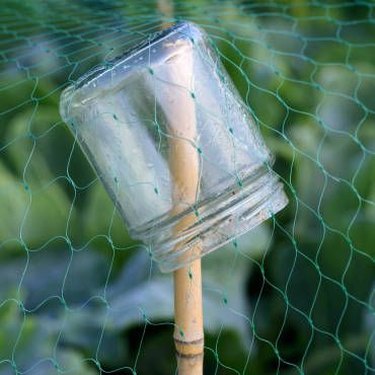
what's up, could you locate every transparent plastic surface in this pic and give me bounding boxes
[60,21,288,272]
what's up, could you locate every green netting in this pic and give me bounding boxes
[0,0,374,374]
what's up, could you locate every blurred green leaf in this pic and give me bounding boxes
[80,181,134,249]
[0,302,98,375]
[0,246,124,369]
[0,158,72,248]
[0,108,74,248]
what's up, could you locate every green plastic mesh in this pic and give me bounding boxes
[0,0,374,374]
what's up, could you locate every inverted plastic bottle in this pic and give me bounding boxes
[60,21,288,272]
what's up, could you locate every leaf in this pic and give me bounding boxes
[0,157,72,249]
[0,246,123,368]
[80,181,134,249]
[0,162,29,244]
[0,246,111,318]
[0,109,74,248]
[0,302,98,375]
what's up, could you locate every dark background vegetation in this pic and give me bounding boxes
[0,0,374,374]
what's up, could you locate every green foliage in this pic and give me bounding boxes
[0,1,374,374]
[0,302,98,375]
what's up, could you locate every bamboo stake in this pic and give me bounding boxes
[157,0,174,29]
[156,5,204,371]
[167,51,204,374]
[170,98,204,374]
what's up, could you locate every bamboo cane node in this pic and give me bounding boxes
[174,337,204,357]
[176,351,204,360]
